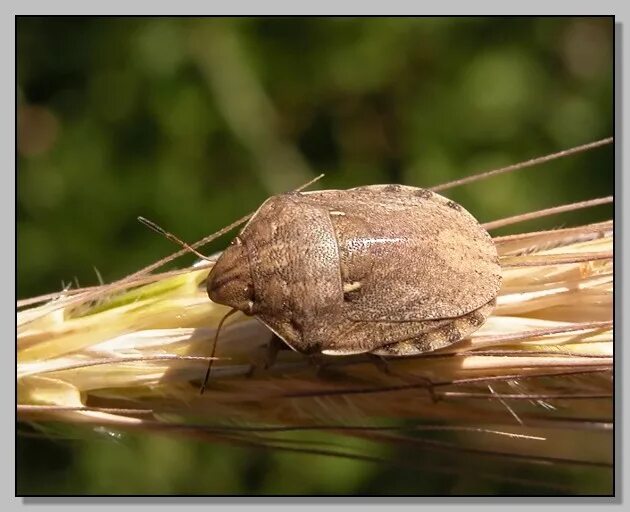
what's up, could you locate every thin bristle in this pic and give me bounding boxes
[482,196,612,231]
[430,137,613,192]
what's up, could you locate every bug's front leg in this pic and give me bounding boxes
[246,333,286,377]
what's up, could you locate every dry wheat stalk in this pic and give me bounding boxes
[16,140,614,490]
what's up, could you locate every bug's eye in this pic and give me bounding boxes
[231,237,243,246]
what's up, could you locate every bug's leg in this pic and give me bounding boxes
[246,334,285,378]
[368,301,496,401]
[307,353,349,379]
[263,334,285,369]
[367,353,392,374]
[307,353,327,376]
[416,376,439,403]
[366,353,437,402]
[371,300,495,357]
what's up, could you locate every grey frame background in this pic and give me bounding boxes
[6,0,628,509]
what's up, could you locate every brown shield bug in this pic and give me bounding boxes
[203,184,502,388]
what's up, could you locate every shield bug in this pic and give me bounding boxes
[204,184,502,386]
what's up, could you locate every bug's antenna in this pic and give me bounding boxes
[200,307,238,395]
[138,216,214,262]
[135,175,324,264]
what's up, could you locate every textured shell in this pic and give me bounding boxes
[228,184,501,354]
[302,185,501,321]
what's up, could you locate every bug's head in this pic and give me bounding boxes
[207,237,256,315]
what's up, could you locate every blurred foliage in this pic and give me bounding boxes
[17,17,613,495]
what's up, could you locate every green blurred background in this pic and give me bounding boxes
[17,17,613,495]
